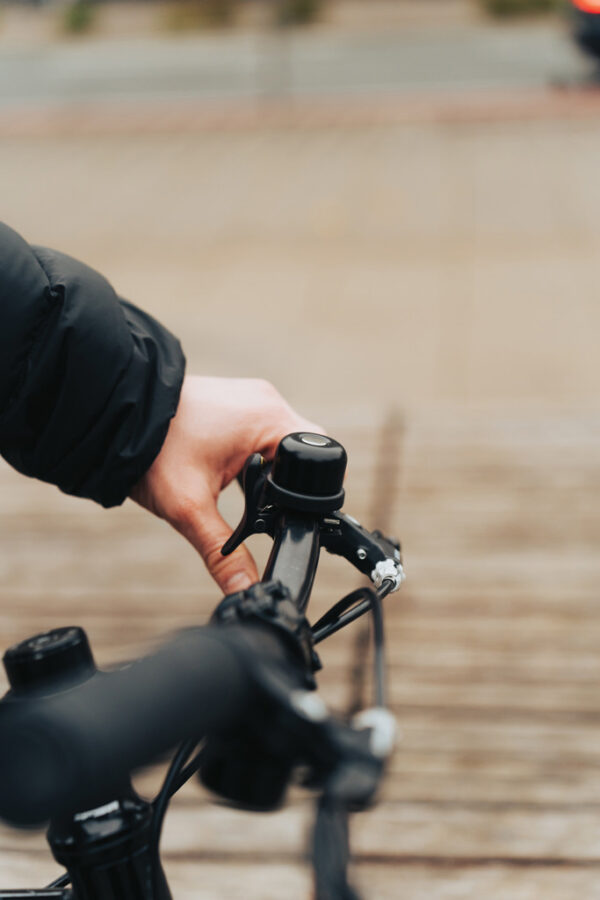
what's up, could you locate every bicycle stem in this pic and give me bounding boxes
[262,512,321,613]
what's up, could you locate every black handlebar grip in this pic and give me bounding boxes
[0,625,287,827]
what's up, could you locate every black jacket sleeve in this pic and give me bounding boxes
[0,222,185,507]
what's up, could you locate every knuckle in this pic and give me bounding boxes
[255,378,280,402]
[204,539,228,575]
[204,540,251,589]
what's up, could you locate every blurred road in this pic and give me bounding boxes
[0,21,589,108]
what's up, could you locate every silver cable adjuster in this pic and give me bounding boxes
[371,558,405,593]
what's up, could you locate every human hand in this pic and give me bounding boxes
[130,375,323,595]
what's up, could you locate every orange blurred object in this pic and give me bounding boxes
[572,0,600,12]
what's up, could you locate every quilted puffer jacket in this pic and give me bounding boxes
[0,222,185,507]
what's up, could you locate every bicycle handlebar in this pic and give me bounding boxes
[0,433,402,830]
[0,623,295,826]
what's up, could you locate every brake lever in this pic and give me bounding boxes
[319,513,404,592]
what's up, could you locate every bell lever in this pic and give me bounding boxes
[221,453,273,557]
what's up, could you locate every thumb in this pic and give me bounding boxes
[176,503,259,596]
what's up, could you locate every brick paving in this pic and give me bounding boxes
[2,412,600,898]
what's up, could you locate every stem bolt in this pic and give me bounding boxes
[356,548,367,561]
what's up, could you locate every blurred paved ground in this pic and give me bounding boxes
[2,113,600,420]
